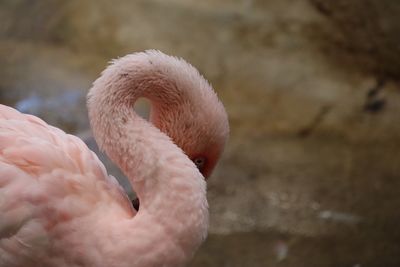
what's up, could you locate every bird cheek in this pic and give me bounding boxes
[201,162,214,179]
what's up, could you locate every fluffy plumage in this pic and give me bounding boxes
[0,50,229,267]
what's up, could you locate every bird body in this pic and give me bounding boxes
[0,104,133,266]
[0,51,229,267]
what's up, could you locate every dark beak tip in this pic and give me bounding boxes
[132,197,140,211]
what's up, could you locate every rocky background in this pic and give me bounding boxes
[1,0,400,266]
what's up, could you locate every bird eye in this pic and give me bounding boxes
[193,157,206,170]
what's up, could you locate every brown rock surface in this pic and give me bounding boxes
[1,0,400,266]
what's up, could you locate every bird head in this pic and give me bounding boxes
[151,95,229,179]
[137,50,230,179]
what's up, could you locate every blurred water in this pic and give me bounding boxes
[16,91,81,113]
[13,90,86,133]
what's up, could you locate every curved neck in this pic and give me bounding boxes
[87,52,208,266]
[88,53,197,187]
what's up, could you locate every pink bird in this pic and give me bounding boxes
[0,50,229,267]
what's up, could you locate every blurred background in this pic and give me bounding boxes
[1,0,400,266]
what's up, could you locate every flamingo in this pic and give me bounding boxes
[0,50,229,267]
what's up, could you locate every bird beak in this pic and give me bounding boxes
[132,197,140,211]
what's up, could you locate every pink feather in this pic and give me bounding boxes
[0,50,229,267]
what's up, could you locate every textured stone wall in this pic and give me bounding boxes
[1,1,400,266]
[311,0,400,78]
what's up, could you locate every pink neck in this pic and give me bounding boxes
[87,52,208,266]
